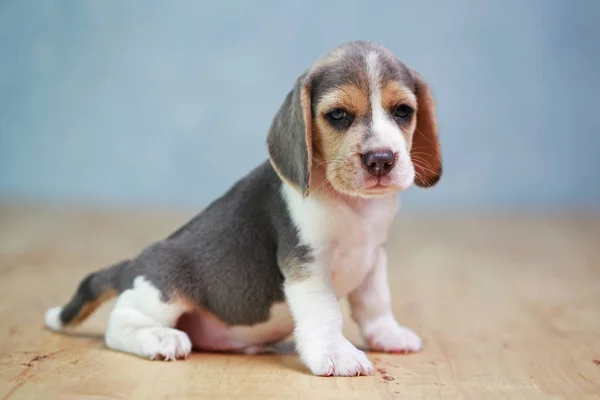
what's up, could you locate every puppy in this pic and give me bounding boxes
[45,40,442,377]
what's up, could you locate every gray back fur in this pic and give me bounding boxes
[123,161,312,326]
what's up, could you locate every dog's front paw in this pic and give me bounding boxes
[300,336,374,377]
[364,316,422,354]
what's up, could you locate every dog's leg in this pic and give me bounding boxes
[285,261,374,376]
[348,247,422,353]
[105,276,192,361]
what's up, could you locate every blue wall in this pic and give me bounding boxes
[1,1,599,210]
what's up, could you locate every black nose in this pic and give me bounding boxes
[361,150,396,177]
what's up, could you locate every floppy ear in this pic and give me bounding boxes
[267,72,313,196]
[410,71,442,188]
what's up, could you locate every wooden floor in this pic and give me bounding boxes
[0,204,599,399]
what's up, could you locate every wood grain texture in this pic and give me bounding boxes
[0,204,599,399]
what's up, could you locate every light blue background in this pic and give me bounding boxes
[1,1,599,211]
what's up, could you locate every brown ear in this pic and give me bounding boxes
[267,72,313,196]
[411,70,442,188]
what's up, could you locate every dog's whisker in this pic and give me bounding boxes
[411,159,439,177]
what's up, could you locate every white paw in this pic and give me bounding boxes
[363,316,422,354]
[300,336,374,377]
[137,327,192,361]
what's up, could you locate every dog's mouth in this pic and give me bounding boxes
[366,183,396,192]
[360,183,403,197]
[360,172,414,194]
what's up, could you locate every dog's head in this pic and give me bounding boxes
[267,41,441,198]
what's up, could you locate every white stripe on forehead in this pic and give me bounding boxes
[365,51,383,122]
[365,52,405,151]
[365,51,382,101]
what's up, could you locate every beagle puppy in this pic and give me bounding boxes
[45,40,442,377]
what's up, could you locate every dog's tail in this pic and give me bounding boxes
[44,260,129,331]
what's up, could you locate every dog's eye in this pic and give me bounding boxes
[325,108,353,130]
[328,108,347,121]
[393,104,413,120]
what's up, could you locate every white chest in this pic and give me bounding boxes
[283,184,399,298]
[325,198,397,297]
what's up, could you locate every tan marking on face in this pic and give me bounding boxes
[313,83,371,195]
[380,81,417,112]
[316,84,370,117]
